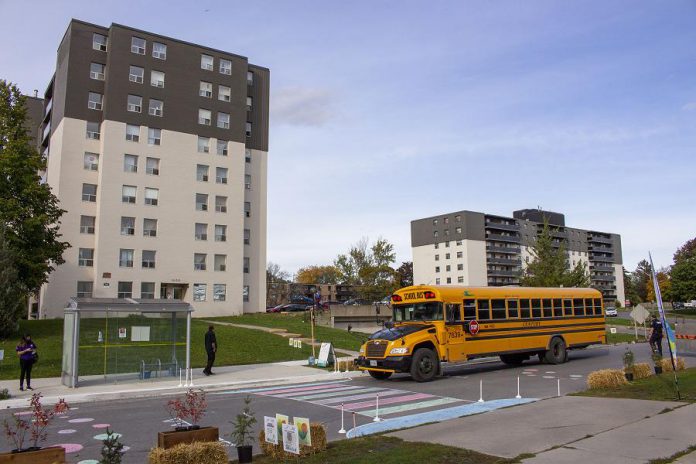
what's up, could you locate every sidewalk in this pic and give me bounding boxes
[0,361,363,410]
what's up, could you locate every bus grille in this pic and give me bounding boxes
[366,341,387,358]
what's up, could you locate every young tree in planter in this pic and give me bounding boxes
[166,389,207,430]
[100,427,125,464]
[230,396,256,464]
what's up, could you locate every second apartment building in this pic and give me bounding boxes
[37,20,269,318]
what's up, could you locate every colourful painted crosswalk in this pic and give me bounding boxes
[219,381,470,418]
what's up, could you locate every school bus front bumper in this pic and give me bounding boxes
[355,355,412,373]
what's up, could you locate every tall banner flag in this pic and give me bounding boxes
[649,252,681,400]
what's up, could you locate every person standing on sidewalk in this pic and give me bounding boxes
[649,315,664,356]
[203,325,217,376]
[16,335,36,391]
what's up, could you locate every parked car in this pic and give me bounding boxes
[323,300,342,306]
[284,304,312,312]
[673,302,685,310]
[343,298,370,306]
[605,307,618,317]
[267,304,289,313]
[289,295,313,305]
[373,296,392,306]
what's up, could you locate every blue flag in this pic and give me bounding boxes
[649,253,678,366]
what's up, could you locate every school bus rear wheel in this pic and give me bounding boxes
[411,348,438,382]
[544,337,567,365]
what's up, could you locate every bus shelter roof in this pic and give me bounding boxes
[65,297,193,313]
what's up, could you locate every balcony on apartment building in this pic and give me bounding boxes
[484,220,520,232]
[590,254,614,263]
[485,244,521,254]
[590,264,614,272]
[486,232,521,243]
[591,275,616,282]
[588,234,613,244]
[487,269,520,277]
[588,245,613,253]
[487,257,522,266]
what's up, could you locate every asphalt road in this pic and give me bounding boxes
[2,342,682,464]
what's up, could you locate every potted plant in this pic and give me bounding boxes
[158,389,218,449]
[100,427,124,464]
[652,351,663,375]
[230,395,257,464]
[623,348,635,381]
[1,393,70,463]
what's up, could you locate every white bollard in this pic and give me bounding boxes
[557,378,561,397]
[478,379,484,403]
[373,394,381,422]
[298,339,302,349]
[516,376,522,399]
[352,411,357,430]
[189,368,194,386]
[184,367,189,387]
[178,368,183,388]
[338,403,346,434]
[289,337,294,346]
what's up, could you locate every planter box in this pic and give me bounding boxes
[157,426,219,449]
[0,446,66,463]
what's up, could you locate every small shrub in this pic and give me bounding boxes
[258,422,327,459]
[148,441,227,464]
[0,389,10,400]
[623,348,635,373]
[660,357,686,372]
[166,389,207,429]
[100,427,125,464]
[633,363,652,380]
[587,369,628,389]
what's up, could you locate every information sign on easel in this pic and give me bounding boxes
[317,342,335,367]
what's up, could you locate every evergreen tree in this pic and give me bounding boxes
[520,221,590,288]
[0,81,69,297]
[0,228,24,336]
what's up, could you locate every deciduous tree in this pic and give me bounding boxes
[334,237,398,300]
[395,261,413,288]
[295,265,340,284]
[670,236,696,302]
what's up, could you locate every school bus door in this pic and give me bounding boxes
[445,303,466,361]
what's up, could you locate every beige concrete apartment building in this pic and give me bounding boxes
[36,20,269,318]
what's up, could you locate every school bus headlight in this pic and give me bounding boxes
[390,347,409,355]
[359,346,365,354]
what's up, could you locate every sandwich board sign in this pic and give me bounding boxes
[317,342,334,367]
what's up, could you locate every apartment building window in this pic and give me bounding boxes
[217,112,230,129]
[86,121,100,140]
[129,66,144,83]
[123,154,138,173]
[216,140,228,156]
[455,215,461,222]
[435,278,440,285]
[144,188,159,206]
[80,216,95,234]
[193,283,206,301]
[456,240,462,246]
[201,54,214,71]
[434,243,439,249]
[198,109,211,125]
[90,62,105,80]
[218,85,231,102]
[445,241,450,247]
[456,227,462,234]
[445,253,451,259]
[197,136,209,153]
[82,184,97,202]
[244,202,251,217]
[215,196,227,213]
[83,152,99,171]
[457,251,463,258]
[216,167,228,184]
[88,92,103,110]
[433,231,438,238]
[444,229,450,236]
[151,70,165,88]
[143,157,159,176]
[149,99,163,116]
[126,124,140,142]
[142,250,156,268]
[77,281,93,298]
[435,254,440,261]
[152,42,167,59]
[444,217,449,224]
[117,281,133,299]
[435,266,440,273]
[120,216,135,236]
[141,282,155,299]
[243,257,250,273]
[195,223,207,240]
[196,164,209,182]
[433,219,438,226]
[247,71,253,84]
[199,81,213,98]
[245,174,251,190]
[122,185,136,203]
[119,249,134,267]
[131,37,146,55]
[446,265,451,272]
[143,218,157,237]
[78,248,94,267]
[194,254,207,271]
[446,277,452,284]
[196,193,208,211]
[148,128,161,145]
[215,224,226,242]
[219,59,232,75]
[245,149,251,163]
[246,96,252,110]
[214,254,226,271]
[243,285,250,302]
[127,95,142,113]
[458,276,464,283]
[243,228,250,245]
[214,284,226,301]
[93,33,107,52]
[245,122,252,137]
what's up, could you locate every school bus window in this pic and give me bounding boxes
[585,298,594,315]
[532,299,542,318]
[393,302,443,322]
[491,299,506,319]
[446,304,462,322]
[563,298,573,316]
[573,298,585,316]
[594,298,603,315]
[477,299,491,320]
[520,299,531,318]
[507,299,519,318]
[463,299,476,320]
[542,298,553,318]
[553,298,563,317]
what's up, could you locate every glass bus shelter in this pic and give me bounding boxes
[62,298,193,388]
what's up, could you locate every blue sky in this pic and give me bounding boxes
[2,0,695,275]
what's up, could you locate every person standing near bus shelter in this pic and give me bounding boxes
[203,325,217,376]
[649,315,663,356]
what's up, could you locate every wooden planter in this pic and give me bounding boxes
[0,446,66,463]
[157,426,219,449]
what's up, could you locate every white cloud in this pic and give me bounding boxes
[271,87,336,126]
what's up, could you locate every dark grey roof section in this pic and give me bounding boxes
[513,209,565,226]
[24,96,44,147]
[66,297,193,312]
[411,210,485,247]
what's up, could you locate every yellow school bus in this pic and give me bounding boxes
[356,285,605,382]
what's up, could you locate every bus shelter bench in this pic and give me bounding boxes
[140,359,178,379]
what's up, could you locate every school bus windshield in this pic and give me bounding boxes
[393,302,443,322]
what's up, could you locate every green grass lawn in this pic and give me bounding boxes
[211,313,367,352]
[573,367,696,402]
[605,330,646,344]
[0,319,314,381]
[252,436,509,464]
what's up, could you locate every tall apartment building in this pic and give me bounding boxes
[36,20,269,318]
[411,208,625,304]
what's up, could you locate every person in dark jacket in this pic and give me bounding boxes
[649,315,664,356]
[16,335,37,391]
[203,325,217,376]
